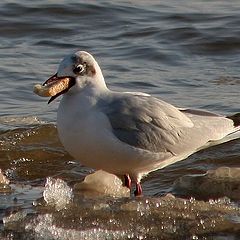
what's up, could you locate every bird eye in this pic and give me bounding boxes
[73,64,84,74]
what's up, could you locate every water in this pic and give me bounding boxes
[0,1,240,239]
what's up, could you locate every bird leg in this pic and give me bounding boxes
[124,174,132,189]
[124,175,143,196]
[134,182,143,196]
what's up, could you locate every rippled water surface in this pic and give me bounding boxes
[0,1,240,239]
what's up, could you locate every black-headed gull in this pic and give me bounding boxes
[34,51,240,196]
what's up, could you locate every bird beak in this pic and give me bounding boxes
[34,73,75,104]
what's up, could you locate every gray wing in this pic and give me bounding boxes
[97,92,234,154]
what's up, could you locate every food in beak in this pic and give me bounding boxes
[34,77,71,97]
[33,74,75,103]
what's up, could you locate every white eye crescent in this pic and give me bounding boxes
[73,64,84,74]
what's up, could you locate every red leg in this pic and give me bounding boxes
[124,174,132,189]
[134,182,143,196]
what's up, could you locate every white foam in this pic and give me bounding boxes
[0,169,10,185]
[0,116,45,127]
[3,211,27,225]
[43,177,73,210]
[25,213,137,240]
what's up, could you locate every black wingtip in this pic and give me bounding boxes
[227,113,240,127]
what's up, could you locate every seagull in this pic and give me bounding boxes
[34,51,240,196]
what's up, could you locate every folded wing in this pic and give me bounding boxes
[98,93,236,156]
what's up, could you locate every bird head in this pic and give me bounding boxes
[34,51,106,103]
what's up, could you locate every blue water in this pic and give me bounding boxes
[0,1,240,120]
[0,1,240,238]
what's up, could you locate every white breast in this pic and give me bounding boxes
[57,93,162,177]
[57,93,111,165]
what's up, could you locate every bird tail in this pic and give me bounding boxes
[198,113,240,150]
[219,112,240,144]
[217,127,240,144]
[199,128,240,150]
